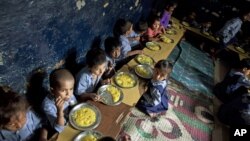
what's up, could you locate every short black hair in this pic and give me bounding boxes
[239,58,250,69]
[86,48,107,68]
[0,86,29,127]
[113,19,132,37]
[98,136,116,141]
[49,68,74,88]
[104,36,121,55]
[154,60,173,75]
[135,21,148,32]
[149,16,161,27]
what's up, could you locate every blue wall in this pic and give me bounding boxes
[0,0,153,93]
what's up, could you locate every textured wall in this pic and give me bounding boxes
[0,0,153,93]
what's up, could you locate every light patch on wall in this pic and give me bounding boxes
[76,0,86,10]
[103,2,109,8]
[129,6,133,10]
[135,0,140,7]
[0,52,3,65]
[102,12,105,16]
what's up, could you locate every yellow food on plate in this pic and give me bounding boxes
[146,42,160,51]
[161,36,172,43]
[136,66,150,78]
[106,86,120,102]
[166,29,175,34]
[115,73,135,88]
[82,134,97,141]
[72,107,96,127]
[171,23,179,29]
[136,54,154,65]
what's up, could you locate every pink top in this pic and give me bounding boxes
[147,27,162,38]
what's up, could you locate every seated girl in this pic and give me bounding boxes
[136,60,173,118]
[146,16,165,42]
[0,86,47,141]
[214,58,250,103]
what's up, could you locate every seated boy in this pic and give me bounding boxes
[127,21,148,47]
[75,48,108,101]
[42,69,77,133]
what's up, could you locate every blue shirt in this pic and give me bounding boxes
[75,67,102,96]
[42,94,77,133]
[0,110,43,141]
[143,80,167,106]
[217,17,243,44]
[127,31,140,47]
[120,35,131,59]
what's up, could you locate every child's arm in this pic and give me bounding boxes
[55,96,65,127]
[77,93,101,102]
[127,50,143,57]
[39,128,48,141]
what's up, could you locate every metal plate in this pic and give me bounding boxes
[97,85,124,106]
[74,130,103,141]
[145,42,161,51]
[160,35,174,43]
[134,64,153,79]
[182,21,190,27]
[134,54,155,66]
[114,72,138,88]
[166,29,177,35]
[235,46,246,54]
[69,103,101,131]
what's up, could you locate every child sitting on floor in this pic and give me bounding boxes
[0,86,47,141]
[136,60,173,118]
[113,19,143,59]
[214,58,250,103]
[182,11,200,28]
[102,36,121,79]
[147,16,166,42]
[127,21,148,47]
[75,48,108,101]
[160,1,178,29]
[42,69,77,133]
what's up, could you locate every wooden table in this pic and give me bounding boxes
[56,101,131,141]
[118,23,186,106]
[172,17,249,60]
[55,20,185,141]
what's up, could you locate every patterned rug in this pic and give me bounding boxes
[119,41,215,141]
[119,79,214,141]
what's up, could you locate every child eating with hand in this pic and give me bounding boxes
[42,69,77,133]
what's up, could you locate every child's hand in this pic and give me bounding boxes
[101,78,111,85]
[136,50,143,54]
[134,36,140,41]
[90,94,101,102]
[55,96,65,112]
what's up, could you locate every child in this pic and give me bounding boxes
[0,86,47,141]
[75,48,108,101]
[147,16,165,41]
[127,21,148,47]
[182,11,200,28]
[136,60,173,118]
[216,10,250,47]
[214,58,250,103]
[42,69,77,133]
[160,1,178,29]
[113,19,143,59]
[103,36,121,79]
